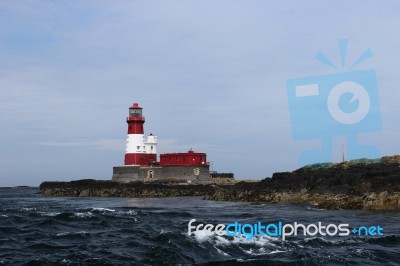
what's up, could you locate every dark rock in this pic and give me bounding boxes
[206,155,400,210]
[39,179,218,198]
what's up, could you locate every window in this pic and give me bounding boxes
[151,146,153,150]
[137,146,140,150]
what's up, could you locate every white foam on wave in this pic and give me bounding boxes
[56,231,89,237]
[61,258,73,265]
[187,231,290,257]
[90,207,115,212]
[232,234,278,246]
[189,230,287,256]
[244,247,261,255]
[159,229,174,236]
[115,209,137,216]
[353,247,375,259]
[214,235,230,245]
[189,229,282,247]
[38,212,60,217]
[20,207,36,212]
[123,210,137,215]
[74,212,95,218]
[306,206,326,211]
[270,250,286,254]
[72,208,138,219]
[1,215,8,218]
[244,248,286,255]
[215,247,229,256]
[192,229,215,242]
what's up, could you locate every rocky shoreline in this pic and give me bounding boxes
[205,191,400,210]
[39,155,400,210]
[39,179,217,198]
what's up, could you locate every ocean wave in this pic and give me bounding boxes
[56,231,90,238]
[77,207,138,218]
[73,212,95,219]
[215,247,230,256]
[192,228,215,242]
[190,229,282,246]
[188,230,287,258]
[89,207,116,213]
[306,206,327,211]
[243,247,287,256]
[38,211,61,217]
[367,234,400,244]
[303,236,339,245]
[19,207,37,212]
[27,242,72,250]
[0,226,23,233]
[119,209,137,216]
[38,211,98,221]
[298,236,366,247]
[230,234,279,247]
[60,258,73,265]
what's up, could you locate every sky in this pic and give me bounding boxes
[1,1,399,186]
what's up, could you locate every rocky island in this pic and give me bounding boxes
[39,155,400,210]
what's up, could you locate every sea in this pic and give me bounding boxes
[0,187,399,265]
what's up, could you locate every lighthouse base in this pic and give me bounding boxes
[112,165,212,183]
[112,165,140,183]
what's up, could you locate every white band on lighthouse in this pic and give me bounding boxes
[125,134,158,154]
[126,134,144,153]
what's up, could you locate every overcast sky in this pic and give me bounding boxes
[1,1,399,186]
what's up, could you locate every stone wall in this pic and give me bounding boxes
[152,165,211,182]
[112,165,211,183]
[112,165,140,183]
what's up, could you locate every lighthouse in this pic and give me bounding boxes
[124,103,158,166]
[113,102,229,183]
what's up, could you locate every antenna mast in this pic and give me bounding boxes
[342,144,345,162]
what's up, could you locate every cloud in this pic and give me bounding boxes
[32,138,125,152]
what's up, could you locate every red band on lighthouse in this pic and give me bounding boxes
[127,117,144,134]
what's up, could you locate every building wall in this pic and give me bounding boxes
[140,165,210,181]
[160,152,207,166]
[124,153,157,166]
[112,165,140,183]
[112,165,211,183]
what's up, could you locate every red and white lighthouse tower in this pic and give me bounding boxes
[124,103,158,166]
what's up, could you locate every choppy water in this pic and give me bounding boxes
[0,187,399,265]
